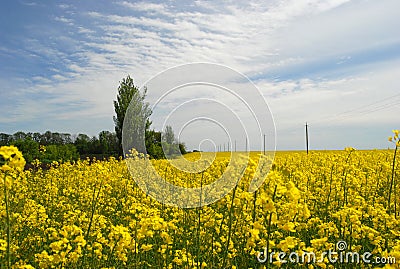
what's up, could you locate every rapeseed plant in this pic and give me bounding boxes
[0,138,399,268]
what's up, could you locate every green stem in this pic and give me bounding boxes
[388,145,398,215]
[342,150,353,207]
[325,165,334,220]
[196,172,204,268]
[222,184,238,268]
[265,185,277,269]
[3,173,11,269]
[252,190,257,224]
[86,183,102,239]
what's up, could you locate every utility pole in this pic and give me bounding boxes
[263,134,266,155]
[228,141,230,152]
[224,143,225,152]
[305,122,309,155]
[235,140,237,152]
[245,137,248,152]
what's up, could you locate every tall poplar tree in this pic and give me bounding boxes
[113,75,151,155]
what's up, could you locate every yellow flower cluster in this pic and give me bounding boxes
[388,129,400,147]
[1,145,26,191]
[0,145,399,268]
[0,146,25,172]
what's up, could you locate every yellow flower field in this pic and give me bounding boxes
[1,138,400,268]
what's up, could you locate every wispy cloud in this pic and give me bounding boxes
[20,1,38,6]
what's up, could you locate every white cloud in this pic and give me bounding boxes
[274,0,400,59]
[119,1,168,15]
[20,1,37,6]
[2,0,399,147]
[54,16,74,25]
[58,4,70,9]
[52,74,68,81]
[262,59,400,149]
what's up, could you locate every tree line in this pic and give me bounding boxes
[0,130,119,164]
[0,127,185,164]
[1,74,186,164]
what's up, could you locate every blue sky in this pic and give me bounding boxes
[0,0,399,150]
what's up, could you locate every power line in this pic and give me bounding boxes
[312,93,400,125]
[277,93,400,134]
